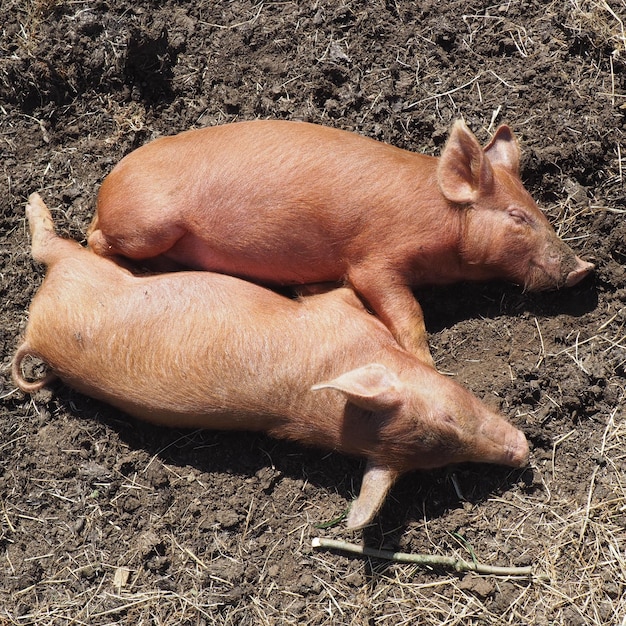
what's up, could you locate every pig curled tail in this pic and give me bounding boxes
[12,342,57,393]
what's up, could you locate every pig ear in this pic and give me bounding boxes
[347,461,399,529]
[437,119,494,205]
[310,363,402,411]
[483,124,520,173]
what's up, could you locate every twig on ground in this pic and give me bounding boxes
[311,538,549,581]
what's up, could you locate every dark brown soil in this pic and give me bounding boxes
[1,1,625,624]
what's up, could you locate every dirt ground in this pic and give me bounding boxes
[1,1,625,624]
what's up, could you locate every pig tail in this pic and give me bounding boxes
[11,342,57,393]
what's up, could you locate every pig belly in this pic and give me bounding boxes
[65,371,282,431]
[166,232,345,285]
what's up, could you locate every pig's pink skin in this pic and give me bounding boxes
[88,120,593,363]
[15,193,529,529]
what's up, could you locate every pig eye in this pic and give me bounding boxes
[508,208,531,226]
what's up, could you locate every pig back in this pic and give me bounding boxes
[94,121,434,278]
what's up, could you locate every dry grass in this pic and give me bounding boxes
[567,0,626,56]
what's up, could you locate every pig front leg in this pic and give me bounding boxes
[348,461,399,530]
[349,266,434,367]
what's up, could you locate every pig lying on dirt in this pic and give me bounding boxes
[14,193,529,529]
[88,119,593,363]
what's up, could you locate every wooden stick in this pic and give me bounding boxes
[311,537,549,581]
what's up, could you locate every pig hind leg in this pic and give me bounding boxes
[26,193,82,265]
[86,213,124,258]
[88,226,188,272]
[87,200,186,264]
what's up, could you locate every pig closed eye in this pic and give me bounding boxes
[508,208,532,226]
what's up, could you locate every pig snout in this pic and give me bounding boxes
[565,256,595,287]
[476,417,529,468]
[500,426,530,467]
[448,388,530,469]
[525,238,593,292]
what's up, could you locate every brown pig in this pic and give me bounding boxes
[88,120,593,363]
[15,193,529,529]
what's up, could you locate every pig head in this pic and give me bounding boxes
[438,121,594,291]
[311,362,529,529]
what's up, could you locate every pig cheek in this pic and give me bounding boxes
[406,413,470,470]
[464,210,528,281]
[485,221,544,289]
[509,232,540,287]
